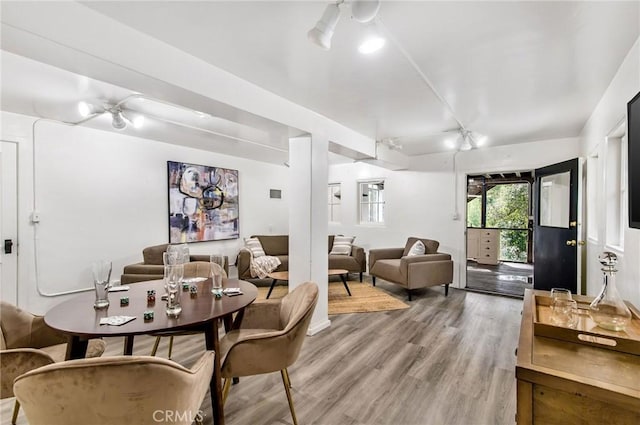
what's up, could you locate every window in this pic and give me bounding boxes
[359,180,385,224]
[328,183,341,223]
[605,133,627,249]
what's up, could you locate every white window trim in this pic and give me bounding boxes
[357,179,386,226]
[328,182,341,224]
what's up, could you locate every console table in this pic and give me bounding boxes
[515,289,640,424]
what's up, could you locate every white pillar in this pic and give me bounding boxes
[289,135,330,335]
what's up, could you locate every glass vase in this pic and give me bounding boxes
[588,252,632,331]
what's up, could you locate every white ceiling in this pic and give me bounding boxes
[2,1,639,158]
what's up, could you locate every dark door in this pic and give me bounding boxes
[533,158,580,292]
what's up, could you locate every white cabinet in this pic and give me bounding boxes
[467,228,499,265]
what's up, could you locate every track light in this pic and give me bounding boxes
[351,0,381,23]
[111,109,127,130]
[308,3,341,50]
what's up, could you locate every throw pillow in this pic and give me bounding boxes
[245,237,266,258]
[407,240,425,256]
[330,236,355,255]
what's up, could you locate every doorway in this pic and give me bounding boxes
[465,171,534,297]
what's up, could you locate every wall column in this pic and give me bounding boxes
[289,134,330,335]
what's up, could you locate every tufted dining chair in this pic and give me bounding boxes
[0,301,107,424]
[13,351,214,425]
[151,261,227,358]
[219,281,318,425]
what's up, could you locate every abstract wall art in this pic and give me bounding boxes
[167,161,239,242]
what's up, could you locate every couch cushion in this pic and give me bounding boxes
[371,259,405,284]
[403,238,439,256]
[245,237,266,258]
[328,255,359,272]
[407,240,425,256]
[143,244,170,265]
[255,235,289,256]
[275,256,289,272]
[330,236,354,255]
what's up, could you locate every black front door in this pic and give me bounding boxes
[533,158,580,293]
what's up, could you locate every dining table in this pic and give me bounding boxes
[44,277,258,425]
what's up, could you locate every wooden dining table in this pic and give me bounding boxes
[44,277,257,425]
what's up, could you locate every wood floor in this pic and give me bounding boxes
[1,281,522,425]
[466,261,533,297]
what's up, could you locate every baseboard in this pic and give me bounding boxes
[307,319,331,336]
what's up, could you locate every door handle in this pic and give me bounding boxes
[4,239,13,254]
[566,240,577,246]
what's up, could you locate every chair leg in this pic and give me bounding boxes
[372,276,376,286]
[445,283,450,296]
[359,272,363,282]
[167,336,174,359]
[283,367,292,388]
[151,336,161,356]
[11,400,19,425]
[407,289,412,301]
[222,378,232,405]
[281,369,298,425]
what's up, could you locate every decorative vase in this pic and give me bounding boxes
[588,252,632,331]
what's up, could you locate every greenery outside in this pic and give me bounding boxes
[467,182,530,262]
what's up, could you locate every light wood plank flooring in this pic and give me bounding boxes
[1,281,522,425]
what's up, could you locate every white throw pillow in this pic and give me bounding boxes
[244,237,266,258]
[407,240,425,256]
[330,236,355,255]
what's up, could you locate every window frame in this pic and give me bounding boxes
[328,183,341,223]
[358,179,385,225]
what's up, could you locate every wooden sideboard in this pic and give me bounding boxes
[515,289,640,424]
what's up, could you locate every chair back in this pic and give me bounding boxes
[0,301,65,350]
[183,261,227,278]
[222,282,318,378]
[13,352,214,425]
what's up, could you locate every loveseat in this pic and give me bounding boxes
[121,243,229,284]
[369,237,453,301]
[236,235,366,281]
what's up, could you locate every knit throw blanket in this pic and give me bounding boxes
[250,255,282,279]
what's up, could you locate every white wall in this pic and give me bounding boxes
[580,37,640,306]
[1,111,289,313]
[329,137,580,289]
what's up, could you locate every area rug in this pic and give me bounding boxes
[256,280,409,315]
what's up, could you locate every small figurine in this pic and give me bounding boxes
[120,297,129,306]
[143,310,154,321]
[182,282,190,291]
[147,289,156,303]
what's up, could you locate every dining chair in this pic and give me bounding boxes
[13,351,214,425]
[0,301,106,424]
[151,261,227,358]
[219,281,318,425]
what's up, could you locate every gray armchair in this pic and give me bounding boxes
[369,237,453,301]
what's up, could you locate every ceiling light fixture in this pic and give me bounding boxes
[307,2,342,50]
[110,109,127,130]
[351,0,381,23]
[308,1,384,51]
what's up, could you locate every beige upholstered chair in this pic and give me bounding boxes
[220,281,319,425]
[151,261,227,358]
[369,237,454,301]
[0,301,106,424]
[13,351,214,425]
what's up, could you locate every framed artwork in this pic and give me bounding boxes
[167,161,239,242]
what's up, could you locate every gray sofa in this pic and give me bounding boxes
[369,237,453,300]
[236,235,366,281]
[121,243,229,284]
